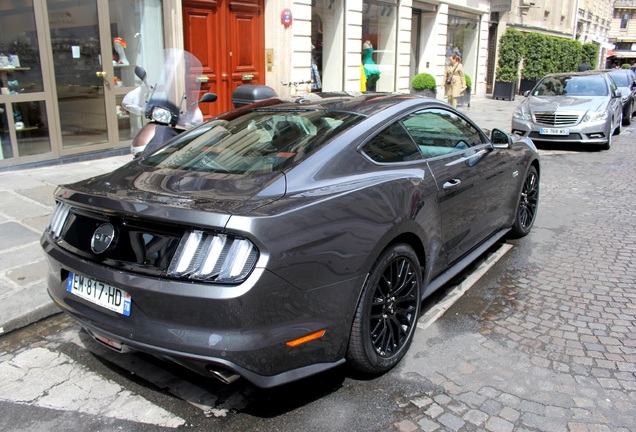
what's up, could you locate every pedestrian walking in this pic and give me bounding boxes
[578,60,591,71]
[444,54,466,108]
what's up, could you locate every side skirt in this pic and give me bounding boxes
[422,228,510,300]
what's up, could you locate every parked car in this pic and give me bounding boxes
[512,71,623,150]
[604,68,636,125]
[42,93,540,388]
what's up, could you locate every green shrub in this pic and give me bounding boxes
[411,73,436,90]
[582,43,598,69]
[496,28,524,82]
[522,32,549,80]
[622,63,631,69]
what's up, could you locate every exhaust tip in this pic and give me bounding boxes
[207,366,241,385]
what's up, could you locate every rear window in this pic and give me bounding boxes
[142,109,363,173]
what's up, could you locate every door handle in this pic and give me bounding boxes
[443,178,461,189]
[96,71,107,78]
[196,75,209,83]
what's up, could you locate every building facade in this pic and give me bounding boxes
[608,0,636,67]
[6,0,606,169]
[273,0,491,98]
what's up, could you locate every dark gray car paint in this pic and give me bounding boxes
[42,94,539,387]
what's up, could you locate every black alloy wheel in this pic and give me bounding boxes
[347,244,421,374]
[509,165,539,238]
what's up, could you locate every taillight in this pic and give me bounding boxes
[47,202,72,239]
[167,230,258,283]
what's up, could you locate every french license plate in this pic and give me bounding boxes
[539,128,570,135]
[67,272,131,316]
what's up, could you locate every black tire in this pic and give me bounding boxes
[509,166,539,239]
[624,103,632,126]
[614,115,622,135]
[347,244,421,374]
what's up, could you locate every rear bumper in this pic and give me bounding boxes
[43,236,361,388]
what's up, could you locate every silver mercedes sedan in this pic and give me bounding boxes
[511,71,623,150]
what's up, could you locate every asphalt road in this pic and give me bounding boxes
[1,129,635,431]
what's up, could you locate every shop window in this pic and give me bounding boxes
[13,101,52,157]
[362,0,397,92]
[0,104,11,159]
[312,0,344,92]
[0,0,44,94]
[446,13,479,90]
[108,0,165,89]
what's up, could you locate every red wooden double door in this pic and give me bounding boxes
[183,0,265,117]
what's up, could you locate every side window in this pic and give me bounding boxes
[402,109,485,159]
[362,122,422,163]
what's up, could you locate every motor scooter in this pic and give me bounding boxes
[122,49,217,158]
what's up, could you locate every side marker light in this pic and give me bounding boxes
[286,329,327,347]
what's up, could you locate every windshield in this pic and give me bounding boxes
[142,109,365,173]
[532,75,609,97]
[122,49,203,127]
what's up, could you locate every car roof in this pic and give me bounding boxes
[602,68,632,74]
[221,92,441,118]
[542,71,610,79]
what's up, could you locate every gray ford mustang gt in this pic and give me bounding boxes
[42,93,540,388]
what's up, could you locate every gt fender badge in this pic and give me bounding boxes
[91,223,115,254]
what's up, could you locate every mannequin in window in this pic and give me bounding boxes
[362,40,381,92]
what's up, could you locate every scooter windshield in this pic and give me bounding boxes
[122,49,203,128]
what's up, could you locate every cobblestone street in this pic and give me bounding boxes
[392,133,636,431]
[0,101,634,431]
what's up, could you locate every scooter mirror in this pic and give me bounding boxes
[134,65,147,82]
[200,93,218,103]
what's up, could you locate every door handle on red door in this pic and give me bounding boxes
[443,178,461,189]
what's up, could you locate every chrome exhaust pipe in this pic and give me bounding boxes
[207,367,241,385]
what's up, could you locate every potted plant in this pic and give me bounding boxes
[411,72,437,98]
[494,28,524,101]
[457,73,471,107]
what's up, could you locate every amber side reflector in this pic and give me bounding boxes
[286,329,326,347]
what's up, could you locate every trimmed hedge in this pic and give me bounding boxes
[496,28,600,83]
[496,28,524,82]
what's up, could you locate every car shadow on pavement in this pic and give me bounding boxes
[534,142,606,152]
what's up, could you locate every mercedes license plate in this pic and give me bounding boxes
[67,272,131,316]
[539,128,569,135]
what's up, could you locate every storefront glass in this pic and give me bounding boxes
[0,0,44,94]
[0,0,52,163]
[0,104,11,159]
[362,0,397,92]
[446,12,479,89]
[47,0,164,151]
[109,0,163,144]
[47,0,109,149]
[311,0,344,92]
[13,101,51,156]
[109,0,164,89]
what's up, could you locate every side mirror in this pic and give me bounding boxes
[200,92,218,103]
[491,128,512,148]
[523,90,531,97]
[615,89,623,99]
[134,65,147,82]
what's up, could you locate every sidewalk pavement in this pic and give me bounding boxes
[0,94,524,335]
